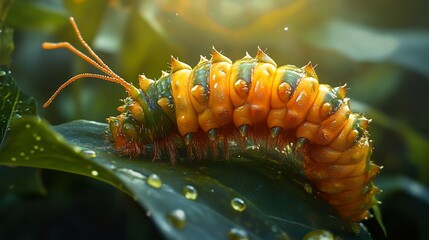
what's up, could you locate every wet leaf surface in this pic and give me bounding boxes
[0,65,35,144]
[0,117,371,239]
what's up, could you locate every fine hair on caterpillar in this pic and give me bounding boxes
[43,17,381,222]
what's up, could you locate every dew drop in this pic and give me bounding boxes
[302,229,334,240]
[147,173,162,188]
[39,147,44,152]
[33,145,39,150]
[117,168,145,180]
[230,197,246,212]
[167,209,186,229]
[83,150,97,158]
[19,152,25,157]
[11,157,16,161]
[91,170,99,176]
[35,136,41,141]
[182,185,198,200]
[227,227,249,240]
[25,124,31,129]
[304,183,313,194]
[30,150,35,154]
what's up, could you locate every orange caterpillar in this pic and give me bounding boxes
[43,17,380,222]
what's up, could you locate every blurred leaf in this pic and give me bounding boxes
[119,10,174,84]
[308,20,429,77]
[0,25,13,65]
[348,64,402,106]
[0,117,372,239]
[93,1,129,54]
[376,176,429,240]
[0,65,36,144]
[136,0,335,66]
[0,0,13,25]
[6,0,67,31]
[377,176,429,205]
[0,167,46,195]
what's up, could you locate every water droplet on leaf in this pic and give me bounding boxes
[304,183,313,194]
[227,228,249,240]
[302,229,334,240]
[147,173,162,188]
[182,185,198,200]
[231,197,246,212]
[83,150,97,158]
[167,209,186,229]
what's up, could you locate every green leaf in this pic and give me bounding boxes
[0,25,13,65]
[6,0,67,32]
[0,117,372,239]
[0,65,36,144]
[0,0,14,25]
[307,19,429,77]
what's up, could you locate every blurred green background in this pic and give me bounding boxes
[2,0,429,239]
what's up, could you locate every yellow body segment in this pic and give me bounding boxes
[329,114,359,151]
[247,61,276,124]
[171,66,199,137]
[190,84,208,111]
[233,104,252,128]
[198,109,219,133]
[295,121,320,142]
[285,77,319,129]
[207,61,233,126]
[229,58,255,108]
[189,59,210,113]
[313,103,351,145]
[270,65,299,108]
[267,108,288,129]
[306,84,332,123]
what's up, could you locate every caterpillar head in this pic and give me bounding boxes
[42,17,154,155]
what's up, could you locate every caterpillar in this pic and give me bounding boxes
[43,17,380,222]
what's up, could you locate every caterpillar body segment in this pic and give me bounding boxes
[43,17,380,222]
